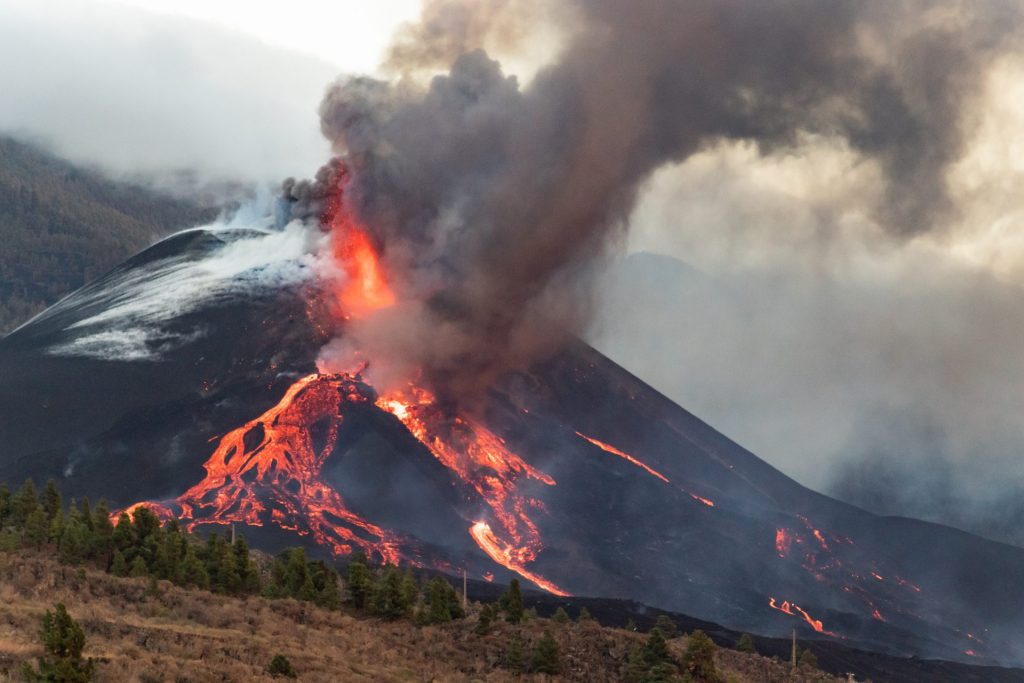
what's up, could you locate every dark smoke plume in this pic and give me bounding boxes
[306,0,1022,403]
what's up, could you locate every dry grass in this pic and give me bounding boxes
[0,552,843,682]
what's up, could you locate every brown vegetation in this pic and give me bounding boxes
[0,550,845,683]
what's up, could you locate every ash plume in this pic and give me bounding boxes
[306,0,1022,403]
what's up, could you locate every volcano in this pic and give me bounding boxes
[3,221,1024,670]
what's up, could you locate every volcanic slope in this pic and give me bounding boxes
[2,226,1024,669]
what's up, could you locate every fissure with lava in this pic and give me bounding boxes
[121,175,568,594]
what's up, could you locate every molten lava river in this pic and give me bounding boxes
[121,171,569,594]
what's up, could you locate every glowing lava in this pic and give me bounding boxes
[123,373,404,563]
[575,431,669,483]
[769,596,838,636]
[379,384,566,593]
[775,528,793,558]
[470,521,568,596]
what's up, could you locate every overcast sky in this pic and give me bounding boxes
[2,0,1024,542]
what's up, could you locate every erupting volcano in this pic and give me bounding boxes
[5,172,1024,669]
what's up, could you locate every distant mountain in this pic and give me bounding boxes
[0,136,216,333]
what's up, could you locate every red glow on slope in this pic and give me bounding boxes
[689,493,715,507]
[122,374,403,563]
[470,521,568,595]
[776,528,793,558]
[575,431,669,483]
[768,597,839,637]
[379,384,566,594]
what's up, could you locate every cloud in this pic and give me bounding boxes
[0,0,336,189]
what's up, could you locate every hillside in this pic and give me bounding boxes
[0,136,216,333]
[0,550,846,683]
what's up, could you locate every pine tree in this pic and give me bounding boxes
[644,627,671,667]
[476,602,496,634]
[655,614,678,638]
[318,567,342,610]
[531,631,561,674]
[12,479,39,527]
[553,606,570,623]
[23,508,49,548]
[505,634,524,673]
[78,498,94,532]
[346,555,374,610]
[428,577,454,623]
[59,518,90,565]
[111,512,133,552]
[110,550,128,577]
[0,482,11,530]
[22,603,93,682]
[48,506,65,545]
[798,647,819,670]
[623,645,648,683]
[577,606,593,624]
[736,633,755,654]
[400,570,419,617]
[130,555,149,578]
[43,479,62,522]
[500,578,524,624]
[233,536,260,594]
[179,544,210,590]
[215,542,241,594]
[90,501,114,565]
[625,617,638,632]
[683,629,721,683]
[373,565,406,620]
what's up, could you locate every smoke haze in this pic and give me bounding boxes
[311,0,1023,411]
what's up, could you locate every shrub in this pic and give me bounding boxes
[267,654,297,678]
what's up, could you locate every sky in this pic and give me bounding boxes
[2,0,1024,543]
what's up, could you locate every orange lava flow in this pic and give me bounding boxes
[775,528,793,558]
[379,385,566,593]
[330,217,395,316]
[470,521,569,595]
[768,596,838,637]
[689,493,715,507]
[123,374,403,564]
[575,431,669,483]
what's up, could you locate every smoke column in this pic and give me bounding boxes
[292,0,1022,404]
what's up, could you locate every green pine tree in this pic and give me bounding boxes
[577,606,593,624]
[623,645,648,683]
[346,555,374,610]
[654,614,678,638]
[373,565,406,620]
[625,617,638,632]
[475,602,496,634]
[500,578,524,624]
[736,633,755,654]
[233,536,260,594]
[531,631,561,674]
[129,555,148,578]
[505,634,524,673]
[683,629,721,683]
[12,479,39,527]
[43,479,62,522]
[0,482,11,530]
[179,544,210,590]
[110,550,128,577]
[111,512,133,552]
[23,508,49,549]
[644,627,671,667]
[22,603,94,682]
[427,577,454,623]
[553,606,570,623]
[58,519,90,565]
[799,647,819,670]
